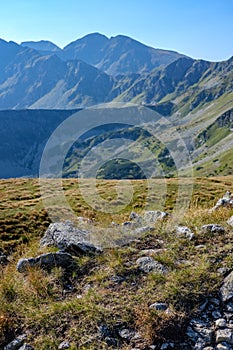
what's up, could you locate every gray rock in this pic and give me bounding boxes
[143,210,168,224]
[4,335,27,350]
[201,224,225,235]
[216,342,232,350]
[17,252,74,273]
[175,226,195,240]
[136,256,168,274]
[215,319,227,328]
[40,221,102,255]
[118,328,135,340]
[58,341,70,349]
[149,302,168,311]
[212,191,233,211]
[220,271,233,302]
[216,328,233,344]
[18,345,34,350]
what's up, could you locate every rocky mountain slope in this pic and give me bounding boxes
[0,34,232,178]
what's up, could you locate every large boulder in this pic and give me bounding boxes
[17,252,74,273]
[40,221,102,255]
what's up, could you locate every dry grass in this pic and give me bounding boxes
[0,176,233,348]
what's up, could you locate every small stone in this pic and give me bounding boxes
[118,328,135,340]
[149,302,168,311]
[216,328,233,344]
[201,224,225,235]
[136,256,168,274]
[217,342,232,350]
[4,335,27,350]
[18,345,34,350]
[143,210,168,224]
[58,341,70,349]
[175,226,195,240]
[215,319,227,328]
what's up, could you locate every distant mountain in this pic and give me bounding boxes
[62,33,185,75]
[0,36,232,110]
[0,41,114,109]
[21,40,62,56]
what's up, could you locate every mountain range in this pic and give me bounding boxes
[0,33,232,178]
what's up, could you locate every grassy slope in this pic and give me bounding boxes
[0,177,233,349]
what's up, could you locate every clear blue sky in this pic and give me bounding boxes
[0,0,232,61]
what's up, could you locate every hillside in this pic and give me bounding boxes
[0,177,233,349]
[0,34,231,110]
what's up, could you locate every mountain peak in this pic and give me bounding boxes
[21,40,61,53]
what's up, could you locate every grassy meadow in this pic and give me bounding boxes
[0,176,233,349]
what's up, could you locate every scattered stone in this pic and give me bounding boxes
[215,319,227,328]
[201,224,225,235]
[143,210,168,224]
[216,328,233,344]
[149,302,168,311]
[40,221,102,255]
[58,341,70,349]
[136,256,168,274]
[216,342,232,349]
[175,225,195,240]
[4,334,27,350]
[118,328,135,340]
[211,191,233,211]
[18,345,34,350]
[17,252,74,273]
[220,271,233,302]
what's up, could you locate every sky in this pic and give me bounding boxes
[0,0,232,61]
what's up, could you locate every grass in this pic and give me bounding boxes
[0,176,233,348]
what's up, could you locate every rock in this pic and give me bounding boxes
[129,211,143,223]
[118,328,135,340]
[0,254,9,266]
[17,252,74,273]
[227,216,233,227]
[58,341,70,349]
[216,342,232,349]
[212,191,233,211]
[216,328,233,344]
[136,256,168,274]
[143,210,168,224]
[201,224,225,235]
[40,221,102,255]
[18,345,34,350]
[4,335,27,350]
[215,319,227,328]
[220,271,233,302]
[175,226,195,240]
[149,302,168,311]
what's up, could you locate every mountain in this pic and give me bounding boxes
[21,40,62,56]
[0,41,114,109]
[0,37,232,110]
[62,33,185,75]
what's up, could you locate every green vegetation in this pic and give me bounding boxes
[0,177,233,348]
